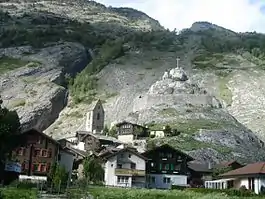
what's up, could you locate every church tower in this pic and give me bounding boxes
[85,99,105,134]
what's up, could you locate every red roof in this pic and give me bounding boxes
[220,162,265,177]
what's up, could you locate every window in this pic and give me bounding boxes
[97,113,100,120]
[170,164,174,171]
[248,178,255,191]
[150,162,155,168]
[42,150,47,157]
[163,163,169,170]
[128,154,131,158]
[17,147,25,156]
[167,153,172,158]
[151,177,156,183]
[131,163,136,169]
[175,164,181,171]
[118,176,129,183]
[163,177,170,184]
[159,163,162,170]
[48,149,52,158]
[117,164,122,169]
[40,164,47,172]
[34,149,41,157]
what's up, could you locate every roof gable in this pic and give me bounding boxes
[23,129,59,146]
[142,144,194,161]
[87,99,104,112]
[104,147,148,161]
[220,162,265,177]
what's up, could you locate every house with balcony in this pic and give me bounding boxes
[101,147,148,188]
[142,144,194,189]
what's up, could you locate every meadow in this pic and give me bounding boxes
[88,187,265,199]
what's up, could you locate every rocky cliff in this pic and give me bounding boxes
[1,0,265,163]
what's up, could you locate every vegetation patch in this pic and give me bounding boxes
[0,188,38,199]
[146,119,233,134]
[218,76,233,106]
[159,108,179,117]
[0,57,29,73]
[148,134,233,155]
[88,186,258,199]
[9,99,26,108]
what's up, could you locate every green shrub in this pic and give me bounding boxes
[8,180,37,189]
[0,188,37,199]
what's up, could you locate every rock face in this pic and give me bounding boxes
[0,42,90,132]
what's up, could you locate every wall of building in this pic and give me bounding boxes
[104,151,146,187]
[59,151,74,173]
[104,156,117,186]
[118,135,134,143]
[86,102,105,133]
[148,174,187,189]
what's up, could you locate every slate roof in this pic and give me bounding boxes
[77,131,123,143]
[214,160,243,169]
[188,162,213,173]
[142,144,194,161]
[220,162,265,177]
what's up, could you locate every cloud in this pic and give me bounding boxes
[97,0,265,33]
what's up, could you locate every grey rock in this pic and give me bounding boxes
[0,42,90,132]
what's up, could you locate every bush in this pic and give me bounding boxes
[0,188,37,199]
[8,180,37,189]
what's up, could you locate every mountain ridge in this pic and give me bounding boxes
[1,0,265,163]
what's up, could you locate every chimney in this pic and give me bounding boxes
[208,162,212,170]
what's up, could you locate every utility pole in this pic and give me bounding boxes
[176,57,180,68]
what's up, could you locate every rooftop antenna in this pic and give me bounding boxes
[176,57,180,68]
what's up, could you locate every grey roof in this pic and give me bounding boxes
[188,162,213,173]
[77,131,123,144]
[87,99,101,111]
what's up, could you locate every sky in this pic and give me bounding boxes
[97,0,265,33]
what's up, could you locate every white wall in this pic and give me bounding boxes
[104,156,117,186]
[118,135,134,143]
[59,151,74,173]
[73,141,85,151]
[150,131,165,138]
[148,174,187,189]
[104,151,146,188]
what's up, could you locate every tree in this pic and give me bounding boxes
[103,125,109,135]
[163,125,172,137]
[212,166,233,179]
[83,156,104,184]
[108,126,117,138]
[47,163,69,192]
[0,96,22,178]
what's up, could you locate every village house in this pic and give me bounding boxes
[213,160,243,171]
[13,129,74,182]
[205,162,265,194]
[142,144,194,189]
[74,131,123,152]
[116,121,149,143]
[187,162,213,186]
[100,146,147,188]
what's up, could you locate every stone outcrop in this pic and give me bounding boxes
[0,42,90,132]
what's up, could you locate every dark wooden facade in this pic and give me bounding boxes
[116,121,149,137]
[142,144,194,176]
[76,131,120,152]
[13,129,60,176]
